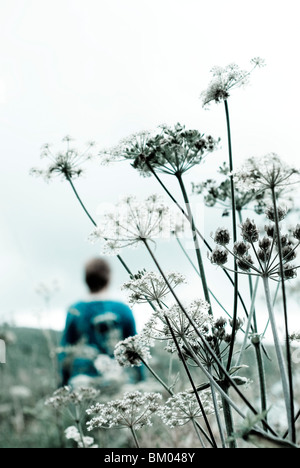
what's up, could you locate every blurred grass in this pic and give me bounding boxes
[0,325,298,448]
[0,327,62,448]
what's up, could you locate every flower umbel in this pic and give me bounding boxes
[30,136,95,181]
[86,391,162,431]
[114,335,152,368]
[234,154,300,192]
[192,162,269,216]
[89,195,170,255]
[214,228,231,246]
[209,246,229,266]
[100,123,219,177]
[100,131,152,169]
[141,300,212,353]
[183,315,244,370]
[122,270,186,305]
[210,210,300,281]
[45,386,100,411]
[201,57,265,107]
[158,390,221,428]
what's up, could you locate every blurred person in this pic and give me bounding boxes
[58,258,142,387]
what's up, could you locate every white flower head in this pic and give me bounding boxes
[65,426,98,449]
[89,194,171,255]
[158,390,221,428]
[192,161,271,215]
[201,57,265,108]
[30,136,95,182]
[234,154,300,192]
[9,385,32,400]
[65,425,80,441]
[86,391,162,431]
[114,335,152,368]
[250,57,266,68]
[100,130,152,167]
[122,270,186,304]
[141,300,212,353]
[99,124,219,177]
[45,386,100,410]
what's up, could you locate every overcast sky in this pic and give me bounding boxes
[1,0,300,332]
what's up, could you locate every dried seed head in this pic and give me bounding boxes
[230,317,244,332]
[30,138,95,182]
[233,241,250,257]
[224,333,232,344]
[265,205,287,222]
[259,236,272,251]
[241,219,259,243]
[275,234,289,247]
[265,224,275,238]
[214,317,227,328]
[237,254,254,272]
[214,228,231,246]
[210,247,229,266]
[278,264,297,280]
[258,249,270,263]
[201,58,265,108]
[282,245,297,262]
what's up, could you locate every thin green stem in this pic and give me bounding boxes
[67,176,98,227]
[283,409,300,439]
[248,276,258,332]
[236,277,259,367]
[271,187,295,443]
[163,312,217,448]
[224,100,237,242]
[176,236,231,320]
[208,365,226,448]
[140,357,173,395]
[262,282,280,339]
[130,427,140,449]
[140,356,214,447]
[140,156,250,320]
[142,239,277,435]
[252,336,268,431]
[262,275,293,439]
[220,383,236,449]
[224,99,238,375]
[181,336,246,420]
[75,406,86,449]
[176,173,211,307]
[192,419,206,448]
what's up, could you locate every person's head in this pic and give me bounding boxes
[84,258,111,294]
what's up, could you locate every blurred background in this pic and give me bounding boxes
[1,0,300,333]
[1,0,300,449]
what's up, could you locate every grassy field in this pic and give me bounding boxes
[0,324,297,448]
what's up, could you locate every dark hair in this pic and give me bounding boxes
[85,258,111,293]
